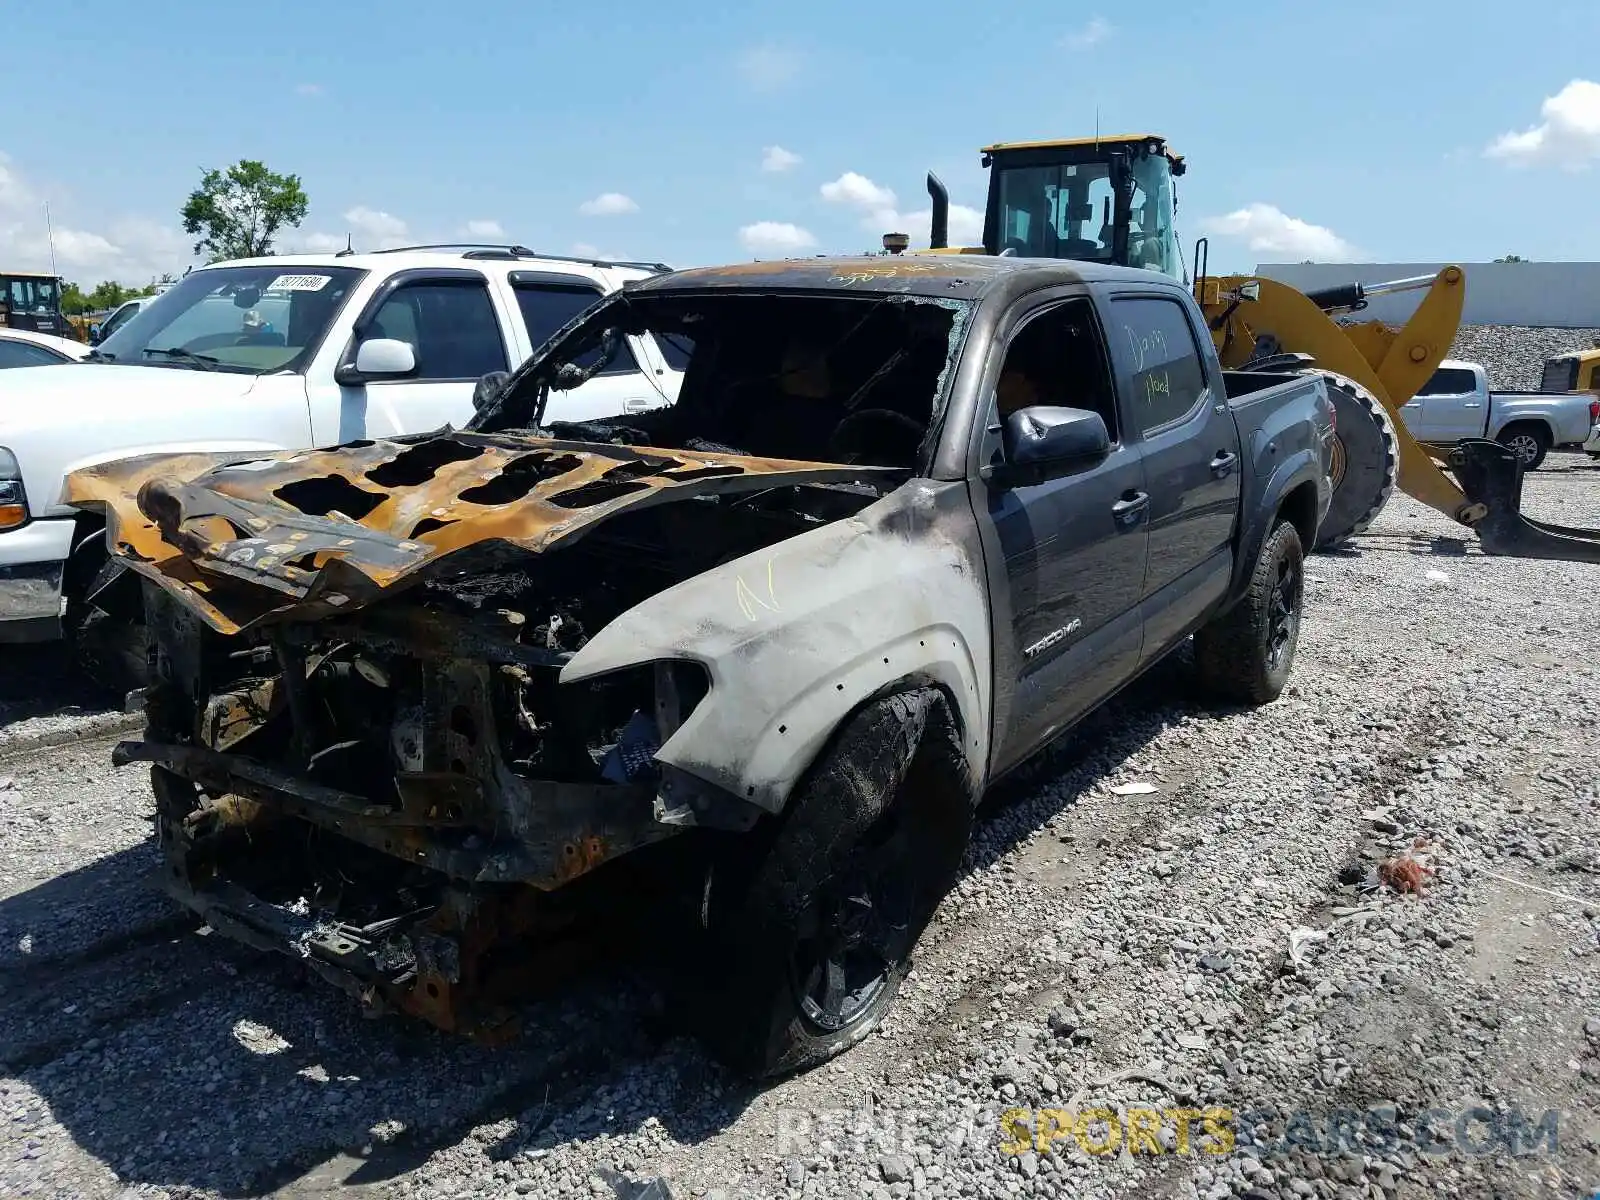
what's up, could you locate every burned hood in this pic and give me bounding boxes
[64,429,906,635]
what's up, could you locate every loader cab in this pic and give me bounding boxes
[0,272,67,337]
[1538,348,1600,395]
[917,134,1186,280]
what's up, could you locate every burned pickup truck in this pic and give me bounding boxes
[67,254,1334,1078]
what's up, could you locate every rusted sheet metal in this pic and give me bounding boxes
[64,431,905,635]
[119,738,666,888]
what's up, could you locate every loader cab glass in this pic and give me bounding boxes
[0,273,65,334]
[983,141,1182,279]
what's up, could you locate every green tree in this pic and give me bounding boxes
[60,282,93,315]
[1494,254,1529,263]
[180,160,309,262]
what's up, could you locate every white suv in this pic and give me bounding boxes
[0,243,685,678]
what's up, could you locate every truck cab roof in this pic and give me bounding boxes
[626,253,1184,302]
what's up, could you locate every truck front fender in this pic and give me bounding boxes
[561,479,993,815]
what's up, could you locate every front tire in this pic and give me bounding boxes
[692,688,973,1079]
[62,535,150,698]
[1193,518,1305,705]
[1497,422,1550,471]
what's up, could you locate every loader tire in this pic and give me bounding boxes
[689,687,972,1079]
[1193,517,1305,705]
[1316,372,1399,549]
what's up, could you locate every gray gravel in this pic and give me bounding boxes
[1448,325,1600,390]
[1,456,1597,1200]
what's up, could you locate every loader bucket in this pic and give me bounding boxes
[1450,439,1600,564]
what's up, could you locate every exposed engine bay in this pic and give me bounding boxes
[71,289,972,1038]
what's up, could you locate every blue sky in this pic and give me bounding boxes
[4,0,1600,285]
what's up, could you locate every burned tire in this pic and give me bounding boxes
[1193,518,1304,705]
[1496,422,1550,472]
[1317,372,1399,548]
[692,687,973,1079]
[62,535,150,699]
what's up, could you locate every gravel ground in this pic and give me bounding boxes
[1,453,1597,1200]
[1447,326,1600,391]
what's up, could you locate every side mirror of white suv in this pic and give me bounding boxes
[353,338,417,377]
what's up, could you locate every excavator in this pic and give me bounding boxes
[891,133,1600,565]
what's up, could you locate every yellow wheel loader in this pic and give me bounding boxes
[898,133,1600,564]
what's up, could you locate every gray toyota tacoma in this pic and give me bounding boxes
[68,253,1335,1078]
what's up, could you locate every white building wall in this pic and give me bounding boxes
[1253,262,1600,328]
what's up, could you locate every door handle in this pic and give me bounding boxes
[1209,450,1238,477]
[1463,402,1482,409]
[1111,490,1149,527]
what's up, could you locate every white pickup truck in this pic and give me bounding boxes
[0,244,688,683]
[1397,358,1597,471]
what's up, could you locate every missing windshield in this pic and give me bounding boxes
[470,291,970,473]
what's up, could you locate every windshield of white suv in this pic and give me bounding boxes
[95,265,365,374]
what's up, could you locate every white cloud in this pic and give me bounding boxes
[0,153,36,209]
[343,205,410,248]
[1198,203,1358,261]
[461,218,505,238]
[295,83,324,97]
[0,153,190,281]
[737,42,803,91]
[821,171,897,211]
[578,192,639,217]
[819,170,983,244]
[1485,78,1600,169]
[1062,17,1113,49]
[298,232,351,253]
[761,145,802,173]
[883,203,985,247]
[295,205,411,253]
[738,221,817,255]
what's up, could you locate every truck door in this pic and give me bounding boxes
[975,293,1150,776]
[1100,291,1241,656]
[1399,364,1483,442]
[315,269,516,444]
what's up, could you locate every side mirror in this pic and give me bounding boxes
[336,337,417,385]
[472,369,510,413]
[355,338,416,376]
[988,405,1111,487]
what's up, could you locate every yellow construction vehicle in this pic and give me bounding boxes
[899,133,1600,564]
[1538,343,1600,396]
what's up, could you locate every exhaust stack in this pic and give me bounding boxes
[926,172,949,250]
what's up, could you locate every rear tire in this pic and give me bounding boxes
[1193,518,1305,705]
[690,688,973,1079]
[1316,372,1399,548]
[1496,422,1550,471]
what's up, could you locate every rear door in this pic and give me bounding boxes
[972,290,1150,776]
[507,271,672,422]
[1099,289,1241,658]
